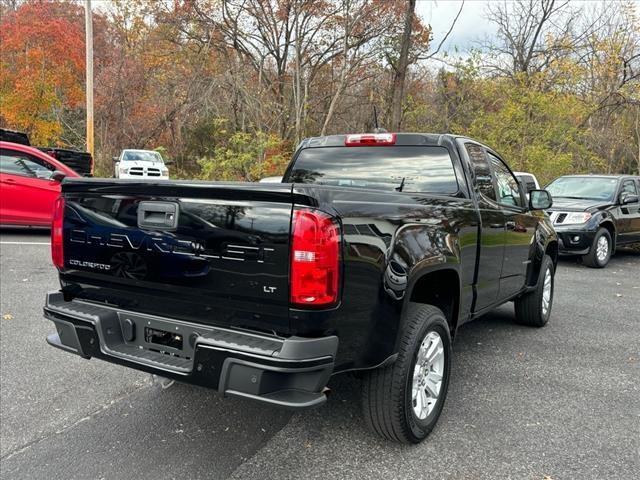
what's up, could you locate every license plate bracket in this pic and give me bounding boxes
[144,327,183,350]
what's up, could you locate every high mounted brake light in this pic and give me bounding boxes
[51,196,65,269]
[290,208,340,308]
[345,133,396,146]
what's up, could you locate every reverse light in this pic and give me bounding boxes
[561,212,592,225]
[51,196,65,269]
[345,133,396,146]
[290,208,340,308]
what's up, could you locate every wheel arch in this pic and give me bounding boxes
[599,220,616,252]
[526,223,558,288]
[545,240,559,269]
[406,267,461,338]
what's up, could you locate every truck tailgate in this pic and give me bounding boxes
[59,180,296,333]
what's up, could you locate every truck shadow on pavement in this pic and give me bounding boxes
[1,375,294,479]
[318,304,541,439]
[556,245,640,267]
[97,248,640,479]
[156,306,533,472]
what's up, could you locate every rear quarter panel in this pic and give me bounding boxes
[292,186,479,371]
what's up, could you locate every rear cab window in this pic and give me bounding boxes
[285,146,460,195]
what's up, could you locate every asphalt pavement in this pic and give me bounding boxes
[1,229,638,480]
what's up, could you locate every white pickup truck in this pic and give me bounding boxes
[113,149,170,180]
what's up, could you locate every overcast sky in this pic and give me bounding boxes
[416,0,640,57]
[415,0,494,55]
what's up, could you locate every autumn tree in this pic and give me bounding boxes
[0,1,87,145]
[480,0,640,176]
[384,0,462,130]
[1,0,638,181]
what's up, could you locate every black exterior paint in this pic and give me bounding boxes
[48,133,558,384]
[547,175,640,254]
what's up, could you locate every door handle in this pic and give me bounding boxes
[137,201,179,230]
[1,178,16,184]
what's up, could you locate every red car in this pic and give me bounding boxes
[0,141,80,227]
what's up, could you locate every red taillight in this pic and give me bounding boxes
[51,196,65,269]
[290,208,340,308]
[345,133,396,146]
[89,155,94,176]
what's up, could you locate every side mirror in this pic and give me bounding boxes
[164,161,174,166]
[620,192,639,205]
[529,189,553,210]
[51,170,66,183]
[112,156,119,162]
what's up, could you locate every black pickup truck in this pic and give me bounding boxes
[545,174,640,267]
[44,133,558,443]
[0,128,94,176]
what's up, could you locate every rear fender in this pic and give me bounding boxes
[398,223,463,337]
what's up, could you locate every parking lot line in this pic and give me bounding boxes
[0,241,50,245]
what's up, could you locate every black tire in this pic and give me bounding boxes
[582,228,612,268]
[514,254,554,327]
[361,304,451,444]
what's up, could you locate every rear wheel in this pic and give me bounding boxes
[582,228,612,268]
[514,254,554,327]
[361,304,451,444]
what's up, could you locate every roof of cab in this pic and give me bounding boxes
[299,133,455,149]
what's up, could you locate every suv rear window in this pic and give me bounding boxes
[286,146,459,194]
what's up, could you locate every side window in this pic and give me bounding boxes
[0,149,54,179]
[621,180,637,195]
[465,143,496,201]
[519,175,536,194]
[487,153,522,208]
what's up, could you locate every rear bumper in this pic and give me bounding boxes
[44,292,337,409]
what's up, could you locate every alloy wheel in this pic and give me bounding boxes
[541,267,552,316]
[596,235,609,263]
[411,331,445,420]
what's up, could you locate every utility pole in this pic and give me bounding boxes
[85,0,94,157]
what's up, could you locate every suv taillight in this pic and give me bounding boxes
[51,196,65,269]
[290,208,340,308]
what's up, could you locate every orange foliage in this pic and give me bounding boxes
[0,1,86,145]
